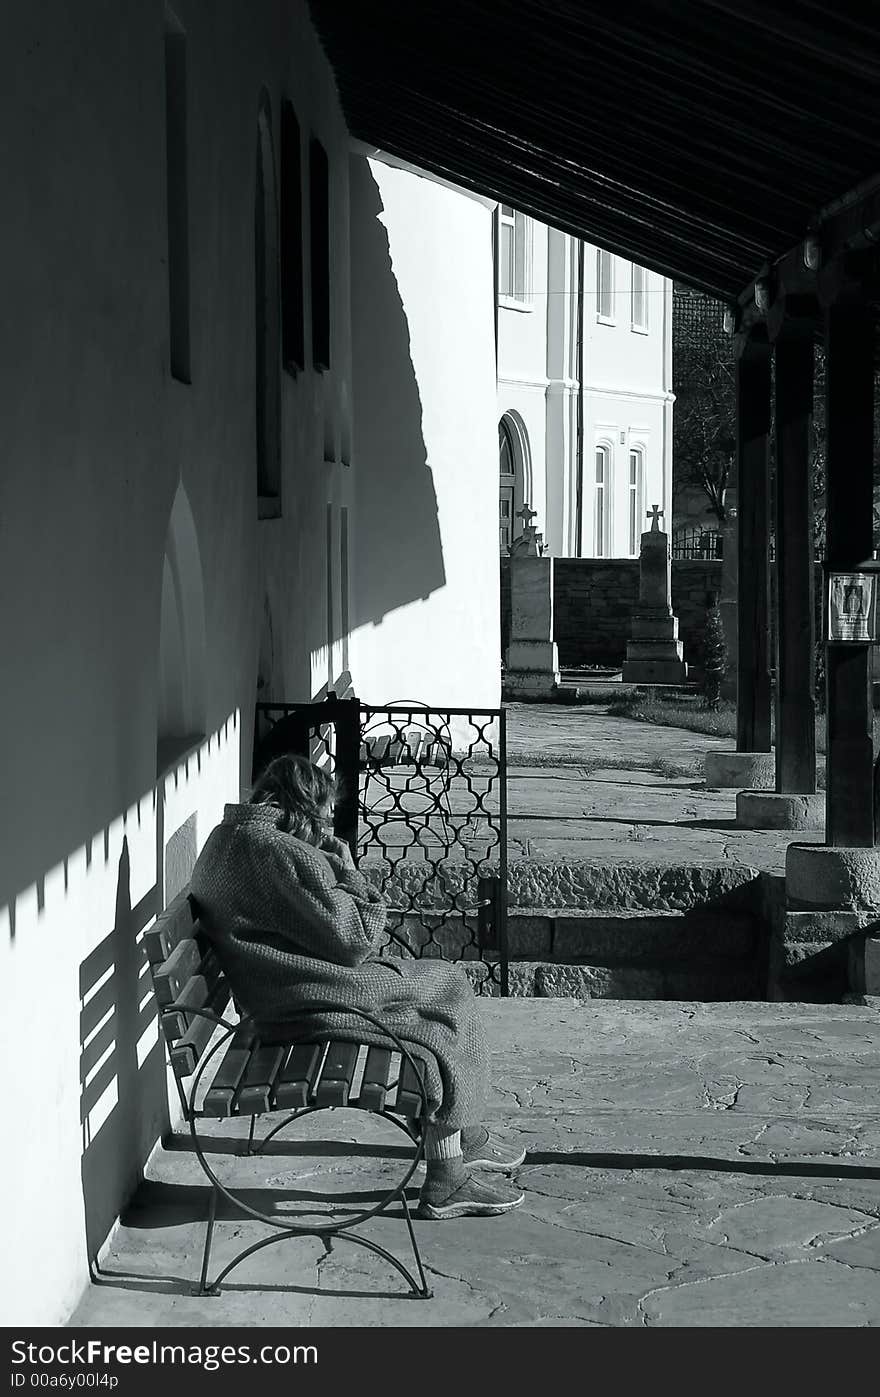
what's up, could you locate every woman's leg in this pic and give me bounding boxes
[418,1124,524,1219]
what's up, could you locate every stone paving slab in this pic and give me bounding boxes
[71,999,880,1329]
[503,705,823,874]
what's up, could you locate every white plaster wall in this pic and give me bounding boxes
[0,0,353,1325]
[495,228,672,560]
[349,158,500,711]
[497,220,550,541]
[582,247,674,556]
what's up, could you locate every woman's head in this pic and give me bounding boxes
[250,753,337,844]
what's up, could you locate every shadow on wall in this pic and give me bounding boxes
[348,156,445,629]
[79,832,167,1258]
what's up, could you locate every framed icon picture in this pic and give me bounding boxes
[826,571,877,642]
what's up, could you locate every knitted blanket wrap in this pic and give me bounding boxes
[189,804,487,1128]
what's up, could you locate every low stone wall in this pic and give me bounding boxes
[500,557,722,667]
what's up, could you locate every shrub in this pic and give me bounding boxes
[702,598,727,709]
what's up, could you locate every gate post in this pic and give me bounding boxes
[333,696,361,858]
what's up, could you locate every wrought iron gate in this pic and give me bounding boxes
[254,697,509,994]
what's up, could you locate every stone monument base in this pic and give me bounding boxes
[704,751,775,789]
[622,643,687,684]
[504,639,560,701]
[736,790,824,831]
[786,842,880,911]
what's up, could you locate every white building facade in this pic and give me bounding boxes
[496,212,674,558]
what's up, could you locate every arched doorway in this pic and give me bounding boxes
[498,412,531,551]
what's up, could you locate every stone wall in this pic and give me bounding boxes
[501,557,723,667]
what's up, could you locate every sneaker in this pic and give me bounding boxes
[462,1128,526,1172]
[416,1174,525,1220]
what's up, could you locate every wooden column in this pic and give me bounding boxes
[735,333,772,752]
[774,327,816,793]
[825,295,875,846]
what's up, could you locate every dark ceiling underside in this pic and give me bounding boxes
[308,0,880,302]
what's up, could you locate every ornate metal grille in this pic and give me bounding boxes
[254,698,509,995]
[672,526,723,559]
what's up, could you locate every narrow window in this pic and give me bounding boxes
[628,448,643,555]
[597,249,613,321]
[594,446,609,556]
[326,503,334,684]
[499,206,515,298]
[631,263,648,330]
[255,98,281,508]
[164,9,190,382]
[280,101,305,372]
[310,137,331,370]
[497,206,531,303]
[340,506,349,671]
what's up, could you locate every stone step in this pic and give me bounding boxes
[506,908,757,961]
[463,960,762,1001]
[365,858,762,915]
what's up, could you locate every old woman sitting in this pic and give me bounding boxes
[190,752,525,1219]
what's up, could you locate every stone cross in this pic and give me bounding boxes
[516,504,538,529]
[647,503,664,532]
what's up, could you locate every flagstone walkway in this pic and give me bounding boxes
[71,998,880,1328]
[503,702,823,871]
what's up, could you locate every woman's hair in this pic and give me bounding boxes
[250,753,338,844]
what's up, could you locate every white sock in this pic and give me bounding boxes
[423,1126,462,1161]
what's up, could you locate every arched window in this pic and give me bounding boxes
[157,484,206,773]
[255,95,281,512]
[594,444,611,556]
[628,447,644,555]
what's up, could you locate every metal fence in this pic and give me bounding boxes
[672,526,723,559]
[254,697,509,994]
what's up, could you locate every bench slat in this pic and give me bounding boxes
[314,1040,359,1107]
[395,1056,426,1118]
[153,937,202,1008]
[168,981,230,1078]
[201,1028,255,1117]
[273,1042,325,1110]
[234,1043,286,1115]
[161,951,224,1040]
[144,893,195,966]
[356,1046,395,1110]
[404,728,424,764]
[368,734,391,765]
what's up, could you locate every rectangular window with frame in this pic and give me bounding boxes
[596,249,614,321]
[594,446,608,556]
[628,448,643,555]
[631,263,648,331]
[497,206,532,304]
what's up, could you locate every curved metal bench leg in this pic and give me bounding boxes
[198,1184,219,1297]
[400,1190,432,1298]
[204,1224,429,1297]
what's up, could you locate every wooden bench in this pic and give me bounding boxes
[146,890,433,1298]
[360,728,452,769]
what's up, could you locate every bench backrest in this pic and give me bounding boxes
[145,890,427,1119]
[145,891,231,1083]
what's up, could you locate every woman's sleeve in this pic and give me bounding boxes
[269,836,387,966]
